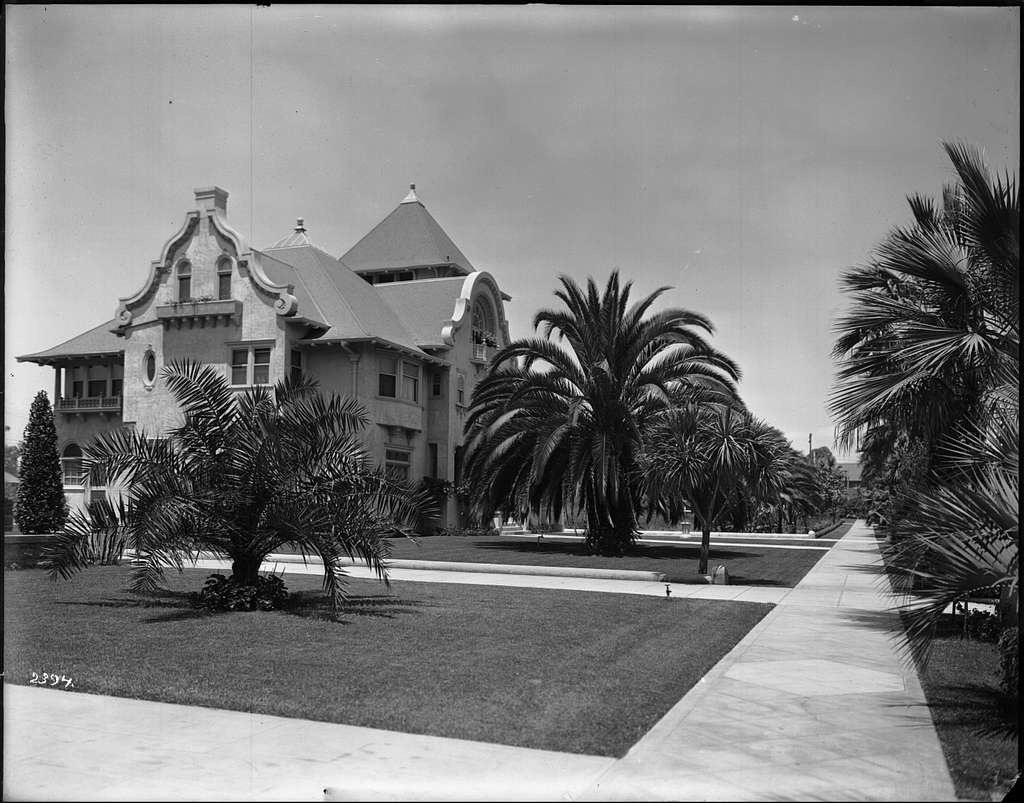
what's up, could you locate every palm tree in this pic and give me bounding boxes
[643,402,803,574]
[41,361,429,608]
[831,141,1019,665]
[463,271,739,555]
[883,412,1018,663]
[831,141,1018,463]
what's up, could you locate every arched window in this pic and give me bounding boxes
[62,444,85,487]
[217,257,232,300]
[472,298,497,361]
[177,260,192,301]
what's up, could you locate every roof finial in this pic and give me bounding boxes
[402,184,419,204]
[295,218,305,232]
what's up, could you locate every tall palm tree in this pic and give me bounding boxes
[42,361,429,608]
[831,141,1018,461]
[463,271,739,555]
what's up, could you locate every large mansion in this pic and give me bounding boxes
[18,185,511,526]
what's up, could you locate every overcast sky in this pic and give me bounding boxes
[5,5,1020,458]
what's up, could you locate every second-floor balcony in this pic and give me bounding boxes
[156,298,241,329]
[56,396,122,415]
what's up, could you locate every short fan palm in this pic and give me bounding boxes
[464,271,740,555]
[831,141,1019,452]
[42,361,429,608]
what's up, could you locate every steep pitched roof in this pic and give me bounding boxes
[17,319,124,364]
[339,187,474,276]
[376,277,467,348]
[260,242,425,355]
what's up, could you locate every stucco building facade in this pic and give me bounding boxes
[18,185,511,527]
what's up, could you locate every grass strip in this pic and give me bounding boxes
[4,566,772,757]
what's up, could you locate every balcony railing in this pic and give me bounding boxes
[56,396,122,414]
[156,298,241,328]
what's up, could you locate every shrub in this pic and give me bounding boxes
[189,573,289,612]
[14,392,67,534]
[965,609,1002,643]
[435,526,500,538]
[998,627,1018,700]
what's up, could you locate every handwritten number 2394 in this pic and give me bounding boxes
[29,672,74,690]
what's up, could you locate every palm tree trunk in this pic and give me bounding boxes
[231,554,262,586]
[698,526,712,575]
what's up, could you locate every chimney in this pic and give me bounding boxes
[194,186,229,217]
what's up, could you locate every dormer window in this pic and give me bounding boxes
[217,257,232,300]
[177,260,192,301]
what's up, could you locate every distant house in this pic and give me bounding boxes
[837,462,863,490]
[17,185,512,527]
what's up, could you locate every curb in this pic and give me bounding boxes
[257,553,667,583]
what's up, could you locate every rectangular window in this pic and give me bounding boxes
[431,371,443,398]
[252,348,271,385]
[429,443,438,479]
[87,379,106,398]
[378,357,397,398]
[178,276,191,301]
[218,272,232,300]
[62,459,85,487]
[384,448,411,481]
[290,349,303,384]
[403,362,419,402]
[231,349,249,386]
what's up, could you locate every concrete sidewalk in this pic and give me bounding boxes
[205,557,794,604]
[3,522,955,801]
[581,520,956,801]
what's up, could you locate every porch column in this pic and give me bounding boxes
[53,365,62,402]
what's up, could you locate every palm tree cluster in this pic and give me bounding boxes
[462,271,822,565]
[42,362,429,608]
[831,141,1018,662]
[643,402,820,573]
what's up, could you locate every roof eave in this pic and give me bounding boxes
[17,351,124,366]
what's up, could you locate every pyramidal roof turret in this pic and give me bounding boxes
[269,218,315,249]
[339,185,474,277]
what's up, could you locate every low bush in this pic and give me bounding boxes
[189,572,289,612]
[434,526,500,538]
[965,609,1002,643]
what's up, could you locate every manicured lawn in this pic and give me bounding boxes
[4,566,772,757]
[917,634,1019,801]
[376,525,851,587]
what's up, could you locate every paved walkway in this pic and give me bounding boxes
[3,522,955,801]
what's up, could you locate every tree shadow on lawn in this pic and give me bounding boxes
[282,591,428,624]
[56,589,428,625]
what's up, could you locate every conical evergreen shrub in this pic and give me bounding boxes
[14,391,67,533]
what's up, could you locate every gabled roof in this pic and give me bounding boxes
[339,186,474,276]
[376,277,467,348]
[17,319,124,364]
[260,242,425,355]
